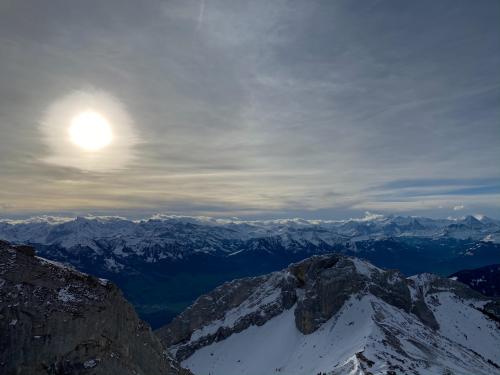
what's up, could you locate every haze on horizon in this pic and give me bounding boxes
[0,0,499,220]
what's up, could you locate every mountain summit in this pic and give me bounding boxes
[158,254,500,375]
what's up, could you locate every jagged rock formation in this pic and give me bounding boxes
[0,240,191,375]
[158,254,500,375]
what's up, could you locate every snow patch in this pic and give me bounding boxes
[83,359,97,368]
[350,257,381,277]
[57,286,78,303]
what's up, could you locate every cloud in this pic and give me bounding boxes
[453,205,465,211]
[0,0,499,218]
[353,212,385,222]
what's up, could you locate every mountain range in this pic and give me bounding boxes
[1,214,499,328]
[1,214,499,260]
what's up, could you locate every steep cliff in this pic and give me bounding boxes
[0,240,191,375]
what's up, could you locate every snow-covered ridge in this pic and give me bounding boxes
[2,211,498,225]
[159,254,500,375]
[1,213,498,245]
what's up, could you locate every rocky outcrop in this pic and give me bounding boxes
[290,256,364,334]
[0,240,191,375]
[290,256,418,334]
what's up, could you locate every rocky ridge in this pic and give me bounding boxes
[158,254,500,375]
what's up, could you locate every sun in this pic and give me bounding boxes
[69,111,113,151]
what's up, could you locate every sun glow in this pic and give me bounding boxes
[69,111,113,151]
[41,90,137,171]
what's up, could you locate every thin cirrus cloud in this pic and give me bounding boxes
[0,0,499,219]
[371,178,500,197]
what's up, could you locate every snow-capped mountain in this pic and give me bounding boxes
[0,214,498,268]
[2,213,499,330]
[158,254,500,375]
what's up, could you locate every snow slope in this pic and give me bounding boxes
[184,297,374,375]
[183,293,500,375]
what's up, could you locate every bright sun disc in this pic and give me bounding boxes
[69,111,113,151]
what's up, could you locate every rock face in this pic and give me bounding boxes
[0,240,191,375]
[158,254,500,375]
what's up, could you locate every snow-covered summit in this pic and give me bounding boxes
[158,254,500,375]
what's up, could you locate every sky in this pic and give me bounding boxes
[0,0,499,220]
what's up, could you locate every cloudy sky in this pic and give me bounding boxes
[0,0,499,219]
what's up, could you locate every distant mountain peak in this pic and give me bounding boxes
[464,214,483,224]
[0,214,498,269]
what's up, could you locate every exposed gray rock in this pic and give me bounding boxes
[0,241,191,375]
[481,300,500,324]
[291,255,366,334]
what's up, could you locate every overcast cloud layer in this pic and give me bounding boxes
[0,0,499,219]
